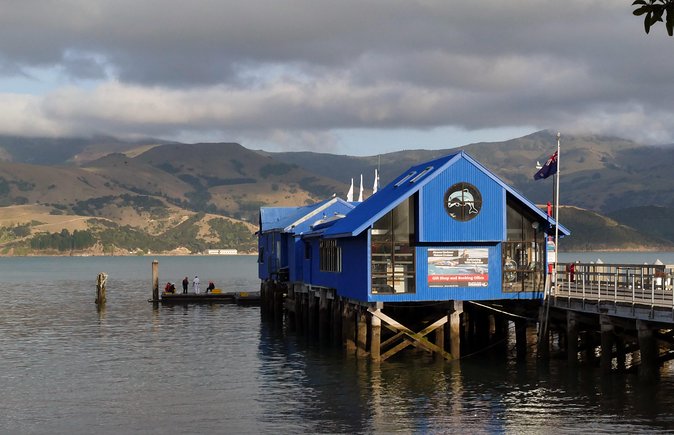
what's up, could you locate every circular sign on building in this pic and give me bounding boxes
[444,182,482,221]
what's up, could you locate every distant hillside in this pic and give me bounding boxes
[0,134,171,165]
[608,206,674,245]
[0,131,672,255]
[0,141,350,254]
[134,142,347,221]
[262,130,674,213]
[557,206,674,251]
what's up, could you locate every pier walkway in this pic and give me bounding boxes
[550,262,674,323]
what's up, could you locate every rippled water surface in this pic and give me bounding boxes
[2,255,674,434]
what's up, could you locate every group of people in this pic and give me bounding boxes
[163,275,216,294]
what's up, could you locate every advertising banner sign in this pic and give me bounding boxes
[428,248,489,287]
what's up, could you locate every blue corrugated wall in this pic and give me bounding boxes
[419,158,503,243]
[305,234,369,299]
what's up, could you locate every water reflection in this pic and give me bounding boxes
[3,256,674,433]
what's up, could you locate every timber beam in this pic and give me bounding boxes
[368,309,452,361]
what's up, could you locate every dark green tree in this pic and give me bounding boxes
[633,0,674,36]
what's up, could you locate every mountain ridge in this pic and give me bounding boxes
[0,130,672,254]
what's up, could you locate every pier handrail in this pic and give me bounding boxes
[553,262,674,310]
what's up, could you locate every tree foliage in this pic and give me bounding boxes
[633,0,674,36]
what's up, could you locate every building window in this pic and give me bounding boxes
[444,182,482,222]
[319,239,341,272]
[394,171,417,187]
[371,194,416,294]
[304,241,311,260]
[410,166,433,183]
[503,200,544,293]
[258,246,264,263]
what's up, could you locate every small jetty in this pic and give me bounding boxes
[148,259,260,305]
[157,291,260,305]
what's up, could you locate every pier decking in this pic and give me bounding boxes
[153,291,261,305]
[551,262,674,321]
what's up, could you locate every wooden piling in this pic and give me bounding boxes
[152,259,159,302]
[450,301,463,359]
[434,321,445,360]
[637,320,658,381]
[515,319,527,361]
[370,308,381,361]
[357,307,368,357]
[308,290,317,339]
[600,314,614,372]
[319,289,328,343]
[567,311,578,366]
[615,335,626,370]
[343,303,356,352]
[537,306,550,360]
[332,297,342,345]
[95,272,107,306]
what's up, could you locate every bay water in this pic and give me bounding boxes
[2,254,674,433]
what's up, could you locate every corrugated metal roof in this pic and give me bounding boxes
[259,206,302,232]
[324,153,460,237]
[323,151,570,238]
[260,197,355,233]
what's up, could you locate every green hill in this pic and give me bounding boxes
[0,131,672,255]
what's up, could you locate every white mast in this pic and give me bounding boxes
[358,174,364,202]
[373,168,379,194]
[346,178,354,202]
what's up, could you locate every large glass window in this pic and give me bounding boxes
[319,239,341,272]
[371,196,416,294]
[503,201,544,292]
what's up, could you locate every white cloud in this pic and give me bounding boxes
[0,0,673,150]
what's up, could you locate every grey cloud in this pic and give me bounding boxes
[1,1,674,147]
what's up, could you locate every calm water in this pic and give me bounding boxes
[2,254,674,434]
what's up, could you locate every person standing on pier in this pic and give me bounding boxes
[193,275,200,294]
[182,276,189,294]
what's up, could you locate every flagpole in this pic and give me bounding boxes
[553,132,561,294]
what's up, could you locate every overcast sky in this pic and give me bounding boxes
[0,1,671,155]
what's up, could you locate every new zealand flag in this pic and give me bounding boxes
[534,151,558,180]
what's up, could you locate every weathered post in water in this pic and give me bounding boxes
[95,272,108,305]
[152,259,159,302]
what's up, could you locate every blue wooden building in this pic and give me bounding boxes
[258,197,355,283]
[258,151,569,361]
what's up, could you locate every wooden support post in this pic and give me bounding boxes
[450,301,463,360]
[434,322,445,360]
[637,320,658,381]
[537,306,549,360]
[287,284,296,332]
[319,289,328,343]
[96,272,107,306]
[585,331,597,366]
[332,297,342,345]
[308,291,317,338]
[357,307,368,357]
[370,309,452,361]
[295,289,303,335]
[273,285,283,325]
[343,302,356,352]
[370,308,381,361]
[151,259,159,302]
[600,314,614,372]
[567,311,578,366]
[476,311,490,350]
[515,319,527,361]
[615,335,626,370]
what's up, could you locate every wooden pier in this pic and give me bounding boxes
[261,279,542,363]
[262,261,674,380]
[147,259,260,305]
[158,291,261,305]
